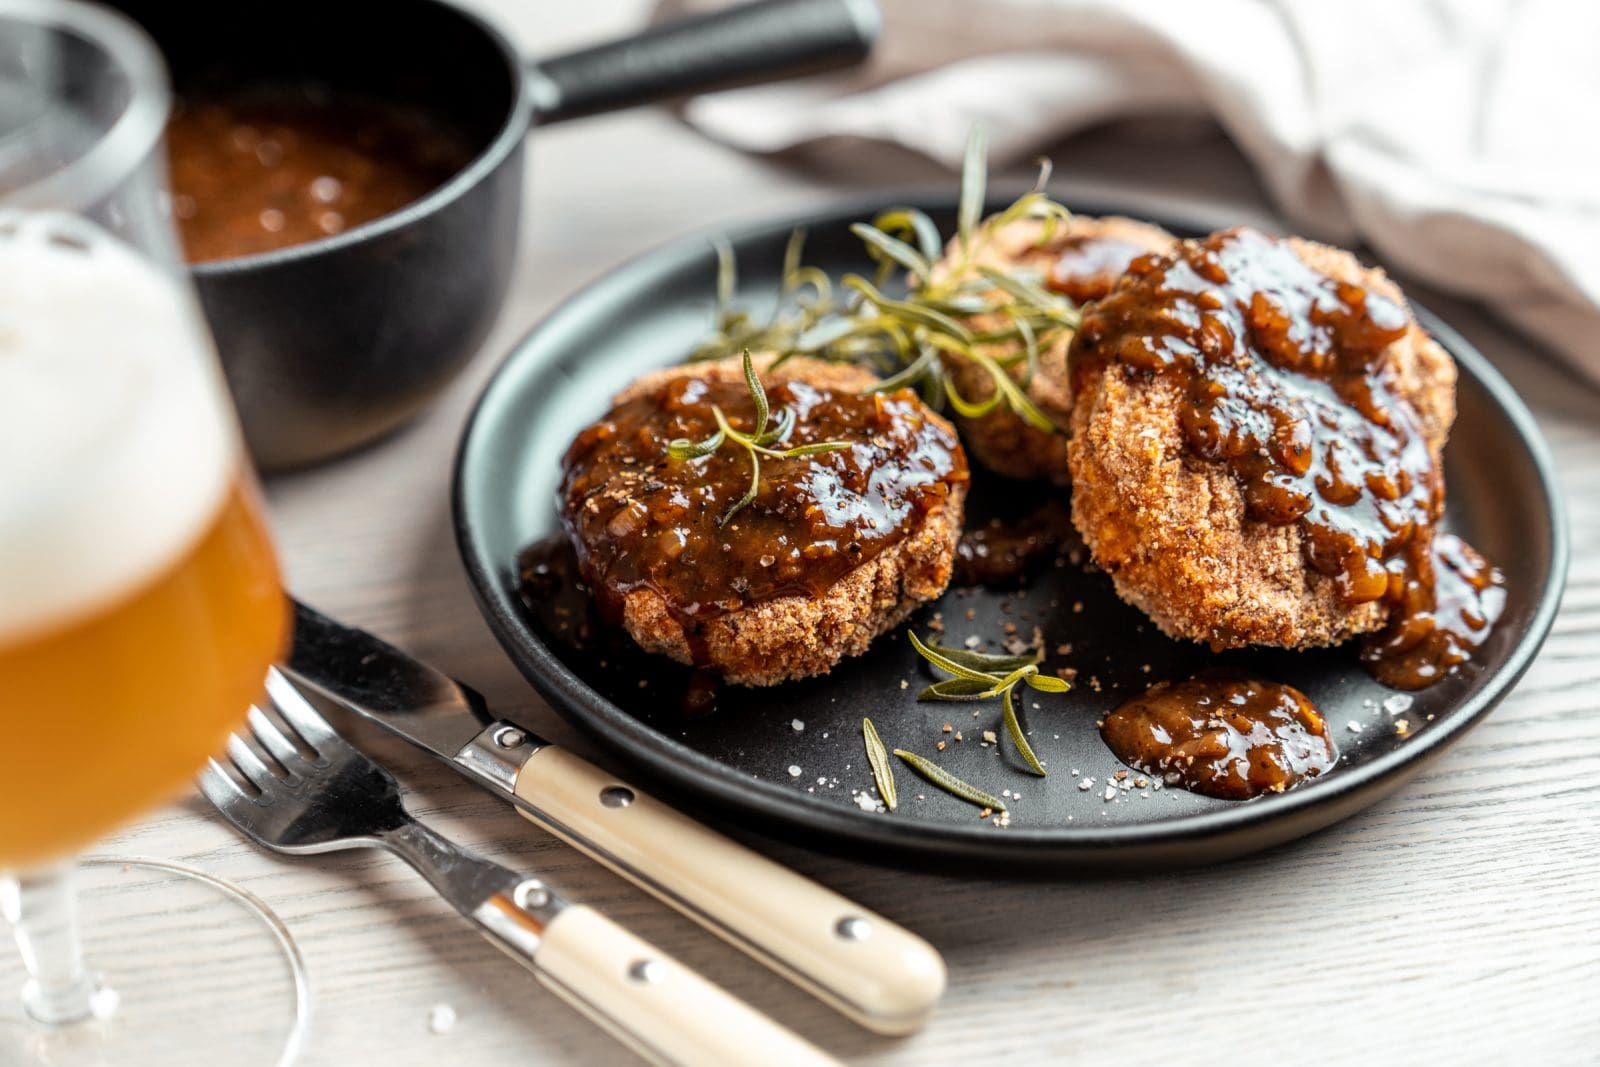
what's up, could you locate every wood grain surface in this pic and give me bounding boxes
[8,2,1598,1063]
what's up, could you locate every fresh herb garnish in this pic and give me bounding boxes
[665,349,851,527]
[688,125,1080,432]
[893,749,1007,812]
[908,631,1069,777]
[862,717,897,812]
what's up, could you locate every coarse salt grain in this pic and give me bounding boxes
[787,765,802,777]
[1382,694,1414,716]
[428,1004,457,1035]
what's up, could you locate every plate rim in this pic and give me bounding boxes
[451,191,1571,867]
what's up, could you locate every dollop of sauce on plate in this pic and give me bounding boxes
[1073,227,1504,687]
[1101,673,1336,800]
[559,376,968,628]
[166,89,471,263]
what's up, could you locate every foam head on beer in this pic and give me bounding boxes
[0,211,285,868]
[0,211,237,645]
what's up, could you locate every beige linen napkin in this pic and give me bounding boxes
[658,0,1600,383]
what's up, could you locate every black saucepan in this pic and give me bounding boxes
[109,0,879,469]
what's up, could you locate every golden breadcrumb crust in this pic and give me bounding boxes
[1067,237,1457,650]
[604,354,967,686]
[931,215,1176,484]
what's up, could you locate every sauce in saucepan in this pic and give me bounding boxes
[166,89,472,263]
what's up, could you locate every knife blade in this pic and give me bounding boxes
[285,599,946,1036]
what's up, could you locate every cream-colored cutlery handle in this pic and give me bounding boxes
[514,746,946,1035]
[532,904,840,1067]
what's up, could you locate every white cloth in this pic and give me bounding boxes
[663,0,1600,383]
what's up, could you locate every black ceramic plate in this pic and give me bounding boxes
[453,194,1568,870]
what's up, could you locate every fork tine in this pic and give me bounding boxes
[226,732,278,793]
[197,756,252,810]
[265,668,342,752]
[247,705,306,776]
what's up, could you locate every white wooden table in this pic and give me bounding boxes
[36,2,1600,1062]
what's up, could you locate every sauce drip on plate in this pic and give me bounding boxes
[559,377,967,634]
[954,499,1074,588]
[1073,227,1504,687]
[167,90,471,263]
[1101,673,1336,800]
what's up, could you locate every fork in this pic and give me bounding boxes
[199,671,841,1067]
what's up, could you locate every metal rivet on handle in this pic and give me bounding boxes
[599,786,635,809]
[514,879,550,910]
[627,959,663,984]
[496,727,526,749]
[835,916,872,941]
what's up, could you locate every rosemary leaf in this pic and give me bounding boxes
[775,441,853,459]
[957,125,988,253]
[894,749,1007,811]
[713,236,736,313]
[976,265,1078,325]
[780,228,808,291]
[741,349,770,438]
[868,348,939,395]
[918,643,1041,673]
[917,677,997,702]
[1002,688,1047,777]
[666,428,725,460]
[850,222,934,280]
[862,718,897,812]
[843,275,975,343]
[871,208,944,264]
[907,631,995,683]
[1025,673,1071,693]
[943,377,1004,420]
[717,452,760,527]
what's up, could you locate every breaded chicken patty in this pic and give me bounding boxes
[560,354,969,685]
[930,215,1175,483]
[1067,228,1457,650]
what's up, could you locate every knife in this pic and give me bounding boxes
[285,599,946,1036]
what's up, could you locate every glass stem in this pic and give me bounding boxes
[0,864,106,1025]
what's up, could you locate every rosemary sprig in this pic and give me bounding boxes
[894,749,1007,812]
[665,350,851,527]
[687,125,1083,433]
[862,718,897,812]
[908,631,1069,777]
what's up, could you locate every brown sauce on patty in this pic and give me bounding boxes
[559,376,968,631]
[1102,673,1336,799]
[1072,227,1503,688]
[166,89,472,263]
[1048,235,1158,304]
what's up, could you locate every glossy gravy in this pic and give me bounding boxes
[559,376,968,643]
[166,90,471,263]
[1102,673,1336,800]
[1073,227,1504,688]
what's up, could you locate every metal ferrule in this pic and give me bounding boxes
[454,720,545,794]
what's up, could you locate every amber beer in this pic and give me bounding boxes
[0,482,285,868]
[0,212,287,869]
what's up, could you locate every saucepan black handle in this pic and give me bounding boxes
[526,0,879,125]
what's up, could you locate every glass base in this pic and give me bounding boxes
[0,857,310,1066]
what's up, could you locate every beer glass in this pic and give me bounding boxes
[0,2,305,1061]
